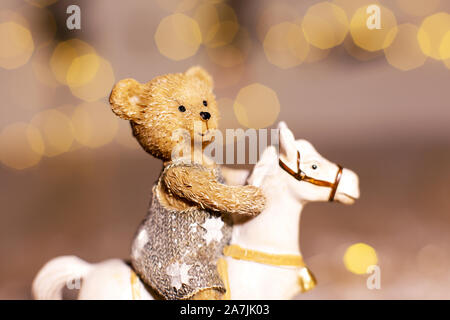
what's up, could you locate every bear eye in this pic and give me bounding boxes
[203,100,208,107]
[312,164,318,170]
[178,105,186,112]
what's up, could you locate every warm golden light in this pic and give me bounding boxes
[343,243,378,275]
[304,45,331,63]
[0,122,44,170]
[384,24,427,71]
[0,21,34,69]
[208,63,244,89]
[155,13,202,61]
[206,28,251,68]
[71,102,118,148]
[68,56,115,102]
[31,109,74,157]
[440,31,450,61]
[50,39,97,85]
[350,5,398,52]
[234,83,280,129]
[194,2,239,48]
[16,5,57,46]
[66,54,100,88]
[302,2,349,50]
[418,13,450,60]
[263,22,309,69]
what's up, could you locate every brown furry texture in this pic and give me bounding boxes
[110,66,219,161]
[163,165,265,216]
[109,66,266,300]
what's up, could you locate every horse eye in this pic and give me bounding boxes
[312,164,318,170]
[203,100,208,107]
[178,105,186,112]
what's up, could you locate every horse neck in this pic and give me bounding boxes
[232,175,304,255]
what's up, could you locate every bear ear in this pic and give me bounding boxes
[185,66,213,88]
[109,79,145,121]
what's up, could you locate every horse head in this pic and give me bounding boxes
[248,121,360,205]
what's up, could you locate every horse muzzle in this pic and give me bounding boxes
[333,168,360,205]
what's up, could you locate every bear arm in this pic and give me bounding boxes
[162,166,266,217]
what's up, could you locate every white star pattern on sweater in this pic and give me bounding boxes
[201,217,224,245]
[166,262,192,290]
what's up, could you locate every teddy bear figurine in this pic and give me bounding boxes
[109,66,266,300]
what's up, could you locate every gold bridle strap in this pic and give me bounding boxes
[279,150,343,202]
[223,244,317,293]
[224,244,305,267]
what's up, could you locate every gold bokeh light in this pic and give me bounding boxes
[350,5,398,52]
[31,109,74,157]
[68,56,115,102]
[0,122,44,170]
[440,31,450,61]
[50,39,97,85]
[343,243,378,275]
[302,2,349,50]
[418,12,450,60]
[66,53,100,88]
[263,22,310,69]
[0,21,34,70]
[71,102,118,149]
[233,83,280,129]
[206,27,251,68]
[155,13,202,61]
[194,2,239,49]
[384,24,427,71]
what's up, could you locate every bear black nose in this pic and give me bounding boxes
[200,111,211,120]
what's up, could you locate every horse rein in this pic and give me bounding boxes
[279,151,343,202]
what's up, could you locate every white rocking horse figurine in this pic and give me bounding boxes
[32,121,360,300]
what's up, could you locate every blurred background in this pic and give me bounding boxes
[1,0,450,299]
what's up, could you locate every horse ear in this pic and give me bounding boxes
[248,146,277,187]
[278,121,297,163]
